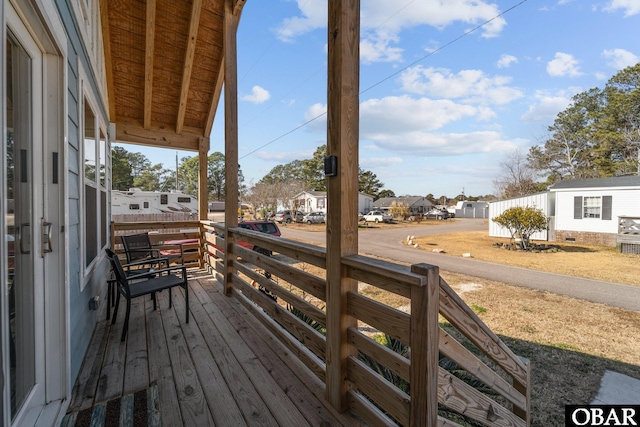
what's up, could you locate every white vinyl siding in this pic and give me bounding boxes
[557,190,638,234]
[489,192,552,240]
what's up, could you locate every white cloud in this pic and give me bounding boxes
[241,86,271,104]
[360,157,403,169]
[304,95,482,134]
[360,95,479,133]
[304,103,327,121]
[497,54,518,69]
[360,1,506,38]
[603,0,640,17]
[367,130,518,157]
[361,34,403,64]
[274,0,326,42]
[520,90,574,123]
[276,1,506,62]
[546,52,582,77]
[602,48,639,70]
[399,66,523,105]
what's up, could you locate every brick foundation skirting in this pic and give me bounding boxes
[555,230,617,247]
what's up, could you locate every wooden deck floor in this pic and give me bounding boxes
[68,269,364,426]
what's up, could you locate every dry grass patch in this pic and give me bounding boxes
[412,230,640,286]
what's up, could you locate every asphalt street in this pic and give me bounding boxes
[279,219,640,312]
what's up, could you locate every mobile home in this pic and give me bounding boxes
[111,188,198,216]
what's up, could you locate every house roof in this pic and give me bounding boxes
[549,176,640,190]
[100,0,245,152]
[295,191,374,199]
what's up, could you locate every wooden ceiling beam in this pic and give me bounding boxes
[206,3,244,139]
[233,0,246,16]
[176,0,203,134]
[116,117,203,151]
[99,0,116,119]
[205,58,223,139]
[143,0,157,130]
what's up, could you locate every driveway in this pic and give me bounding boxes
[280,219,640,311]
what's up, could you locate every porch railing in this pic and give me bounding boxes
[111,220,202,268]
[109,219,530,425]
[617,216,640,254]
[201,220,531,426]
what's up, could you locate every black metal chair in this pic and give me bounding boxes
[104,248,170,320]
[121,232,184,265]
[121,232,161,263]
[107,249,189,342]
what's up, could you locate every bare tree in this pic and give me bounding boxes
[276,180,308,210]
[244,179,309,218]
[243,182,277,219]
[493,149,542,199]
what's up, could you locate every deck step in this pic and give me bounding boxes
[61,384,159,427]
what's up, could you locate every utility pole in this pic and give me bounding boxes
[175,152,179,190]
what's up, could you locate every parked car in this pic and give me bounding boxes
[425,208,449,220]
[361,210,393,223]
[274,210,303,224]
[303,211,326,224]
[212,220,281,256]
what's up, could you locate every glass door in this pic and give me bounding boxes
[5,29,45,423]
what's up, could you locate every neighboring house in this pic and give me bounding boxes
[293,191,327,213]
[489,176,640,248]
[550,176,640,247]
[453,200,490,219]
[292,191,374,214]
[373,196,433,216]
[489,193,555,241]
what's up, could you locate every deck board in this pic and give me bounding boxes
[123,296,149,395]
[182,281,279,427]
[198,278,352,426]
[170,285,249,427]
[146,291,183,427]
[68,269,364,426]
[158,289,216,426]
[188,279,308,427]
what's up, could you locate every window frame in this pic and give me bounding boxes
[583,196,601,219]
[79,71,110,285]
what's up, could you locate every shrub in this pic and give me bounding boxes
[492,206,548,249]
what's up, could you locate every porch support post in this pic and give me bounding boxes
[410,263,440,426]
[198,138,208,269]
[198,137,209,221]
[325,0,360,411]
[223,0,238,296]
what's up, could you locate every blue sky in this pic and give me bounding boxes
[116,0,640,199]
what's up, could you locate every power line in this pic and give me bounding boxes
[239,1,415,129]
[361,0,528,96]
[239,0,529,161]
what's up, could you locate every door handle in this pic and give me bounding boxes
[42,221,53,255]
[19,223,31,254]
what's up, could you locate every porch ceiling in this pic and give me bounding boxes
[100,0,245,152]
